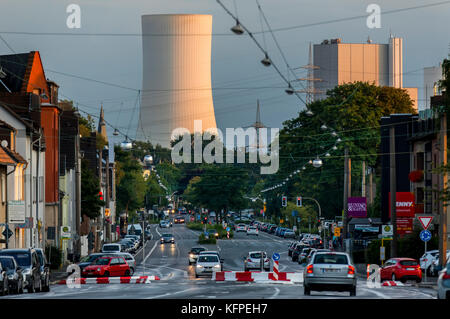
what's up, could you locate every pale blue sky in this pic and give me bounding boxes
[0,0,449,146]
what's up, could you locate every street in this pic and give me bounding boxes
[2,224,437,299]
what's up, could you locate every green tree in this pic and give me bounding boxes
[81,159,105,219]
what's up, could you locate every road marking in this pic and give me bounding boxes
[145,287,200,299]
[360,287,391,299]
[269,287,280,299]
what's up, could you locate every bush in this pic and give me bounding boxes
[45,245,62,270]
[198,233,217,244]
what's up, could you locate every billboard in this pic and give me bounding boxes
[347,197,367,218]
[389,192,415,217]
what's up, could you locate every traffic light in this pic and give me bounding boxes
[202,217,208,224]
[281,196,287,207]
[316,219,321,227]
[98,191,104,201]
[296,196,302,207]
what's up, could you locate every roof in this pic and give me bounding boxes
[0,53,30,93]
[0,146,17,166]
[0,145,27,165]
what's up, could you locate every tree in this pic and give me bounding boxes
[81,159,105,219]
[262,82,416,219]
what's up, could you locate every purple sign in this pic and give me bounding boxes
[347,197,367,218]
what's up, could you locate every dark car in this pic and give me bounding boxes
[0,256,24,294]
[0,258,9,295]
[174,216,185,224]
[0,249,42,293]
[35,248,50,292]
[292,244,307,262]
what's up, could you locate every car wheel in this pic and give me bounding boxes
[130,268,135,275]
[195,274,199,278]
[304,286,311,296]
[124,270,130,276]
[27,280,35,294]
[0,281,5,296]
[349,286,356,296]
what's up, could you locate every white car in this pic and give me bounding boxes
[437,262,450,299]
[246,226,259,236]
[102,243,121,253]
[420,250,439,274]
[430,251,450,276]
[235,224,247,232]
[244,251,270,271]
[195,254,222,277]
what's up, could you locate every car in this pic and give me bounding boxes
[195,254,222,277]
[119,240,135,253]
[189,247,207,265]
[77,253,108,275]
[174,216,185,224]
[380,258,422,283]
[303,251,357,296]
[429,251,450,276]
[199,251,224,264]
[268,225,277,234]
[144,230,152,240]
[35,248,51,292]
[102,243,121,254]
[246,226,259,236]
[235,224,247,232]
[420,250,439,275]
[283,229,296,238]
[244,251,270,271]
[160,233,175,244]
[0,249,42,293]
[207,229,219,239]
[292,244,307,262]
[159,220,170,228]
[288,242,297,257]
[82,256,131,277]
[298,247,313,264]
[437,261,450,299]
[0,256,24,294]
[306,249,331,264]
[124,237,139,250]
[125,235,142,247]
[0,258,9,295]
[108,252,136,275]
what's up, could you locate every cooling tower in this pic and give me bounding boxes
[138,14,218,147]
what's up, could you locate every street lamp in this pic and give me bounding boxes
[261,53,272,67]
[231,20,244,35]
[312,156,323,168]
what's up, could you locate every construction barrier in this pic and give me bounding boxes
[58,275,160,285]
[212,271,302,283]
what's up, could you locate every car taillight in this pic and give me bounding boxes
[443,273,450,280]
[306,265,313,274]
[247,259,252,262]
[348,265,355,275]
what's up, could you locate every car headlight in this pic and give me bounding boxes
[8,274,14,280]
[189,254,194,258]
[214,264,221,268]
[196,264,203,268]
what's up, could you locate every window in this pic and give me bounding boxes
[416,187,424,204]
[313,254,348,265]
[39,177,44,202]
[0,173,5,203]
[416,152,424,170]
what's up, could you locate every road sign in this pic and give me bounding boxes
[2,227,13,239]
[334,227,341,237]
[420,230,432,242]
[382,225,393,237]
[272,253,280,261]
[105,208,111,217]
[8,200,25,224]
[291,210,298,217]
[226,227,230,232]
[380,246,386,260]
[418,216,433,230]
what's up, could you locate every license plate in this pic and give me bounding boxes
[323,268,339,273]
[406,268,415,271]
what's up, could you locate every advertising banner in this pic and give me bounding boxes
[347,197,367,218]
[389,192,415,217]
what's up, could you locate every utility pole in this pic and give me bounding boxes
[343,147,351,240]
[390,125,398,258]
[362,161,366,198]
[369,168,373,205]
[75,131,81,261]
[439,113,448,267]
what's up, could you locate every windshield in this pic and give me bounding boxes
[162,234,173,237]
[400,260,418,266]
[313,254,348,265]
[36,250,45,265]
[92,258,111,265]
[191,248,205,254]
[250,253,267,259]
[103,245,120,251]
[0,258,15,270]
[198,255,219,263]
[0,252,31,267]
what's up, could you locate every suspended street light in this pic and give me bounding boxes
[332,145,338,150]
[331,131,337,137]
[312,156,323,168]
[113,129,119,136]
[320,124,328,131]
[285,84,294,95]
[325,152,331,157]
[306,109,314,116]
[261,53,272,67]
[231,20,244,35]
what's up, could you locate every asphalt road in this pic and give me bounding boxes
[2,224,438,299]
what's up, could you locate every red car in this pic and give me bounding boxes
[380,258,422,283]
[82,257,131,277]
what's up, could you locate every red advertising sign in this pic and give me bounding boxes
[389,192,415,218]
[396,218,413,235]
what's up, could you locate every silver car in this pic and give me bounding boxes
[244,251,270,271]
[160,233,175,244]
[437,260,450,299]
[303,251,357,296]
[195,254,222,278]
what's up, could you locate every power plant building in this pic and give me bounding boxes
[137,14,217,148]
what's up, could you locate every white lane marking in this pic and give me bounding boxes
[269,287,280,299]
[142,238,159,264]
[360,287,391,299]
[145,287,200,299]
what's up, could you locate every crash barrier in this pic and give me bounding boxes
[58,275,160,285]
[212,271,302,283]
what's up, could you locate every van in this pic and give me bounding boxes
[102,243,121,253]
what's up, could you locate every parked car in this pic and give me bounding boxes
[288,242,298,257]
[246,226,259,236]
[188,247,207,265]
[119,240,135,253]
[0,258,9,295]
[0,256,24,294]
[429,251,450,276]
[0,249,41,293]
[35,248,51,292]
[380,258,422,283]
[268,225,277,234]
[144,230,152,240]
[160,233,175,244]
[437,261,450,299]
[420,250,439,275]
[125,235,142,247]
[77,253,108,274]
[109,253,136,275]
[82,256,131,277]
[195,254,222,278]
[283,229,296,238]
[244,251,270,271]
[303,251,357,296]
[292,244,307,262]
[102,243,121,254]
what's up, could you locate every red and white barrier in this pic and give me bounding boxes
[212,271,302,283]
[273,260,279,280]
[58,275,160,285]
[381,280,404,287]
